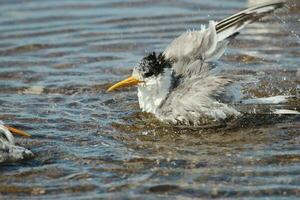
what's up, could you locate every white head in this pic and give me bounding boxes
[107,52,175,114]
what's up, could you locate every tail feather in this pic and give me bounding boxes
[216,0,285,41]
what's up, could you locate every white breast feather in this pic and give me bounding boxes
[137,68,173,114]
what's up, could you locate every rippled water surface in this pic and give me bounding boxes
[0,0,299,199]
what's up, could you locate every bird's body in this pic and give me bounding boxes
[0,120,33,163]
[135,52,240,125]
[108,0,293,125]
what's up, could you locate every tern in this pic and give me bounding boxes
[0,120,33,163]
[107,1,289,125]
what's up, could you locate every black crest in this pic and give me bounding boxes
[138,52,171,78]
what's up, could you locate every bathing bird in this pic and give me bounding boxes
[107,1,290,125]
[0,120,33,163]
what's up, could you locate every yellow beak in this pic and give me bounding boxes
[107,76,143,92]
[5,125,31,138]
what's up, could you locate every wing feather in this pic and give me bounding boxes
[157,71,239,124]
[163,0,285,76]
[216,0,285,41]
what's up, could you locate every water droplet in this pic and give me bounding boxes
[274,13,300,44]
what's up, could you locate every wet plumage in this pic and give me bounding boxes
[108,0,290,125]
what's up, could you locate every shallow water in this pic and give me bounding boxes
[0,0,299,199]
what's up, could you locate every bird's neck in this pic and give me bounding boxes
[137,68,173,114]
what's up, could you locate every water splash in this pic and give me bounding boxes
[273,10,300,44]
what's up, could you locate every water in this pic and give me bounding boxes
[0,0,299,199]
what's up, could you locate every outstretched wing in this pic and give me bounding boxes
[163,0,285,75]
[216,0,285,41]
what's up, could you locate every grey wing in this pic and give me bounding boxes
[163,0,285,75]
[157,71,240,124]
[163,21,227,75]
